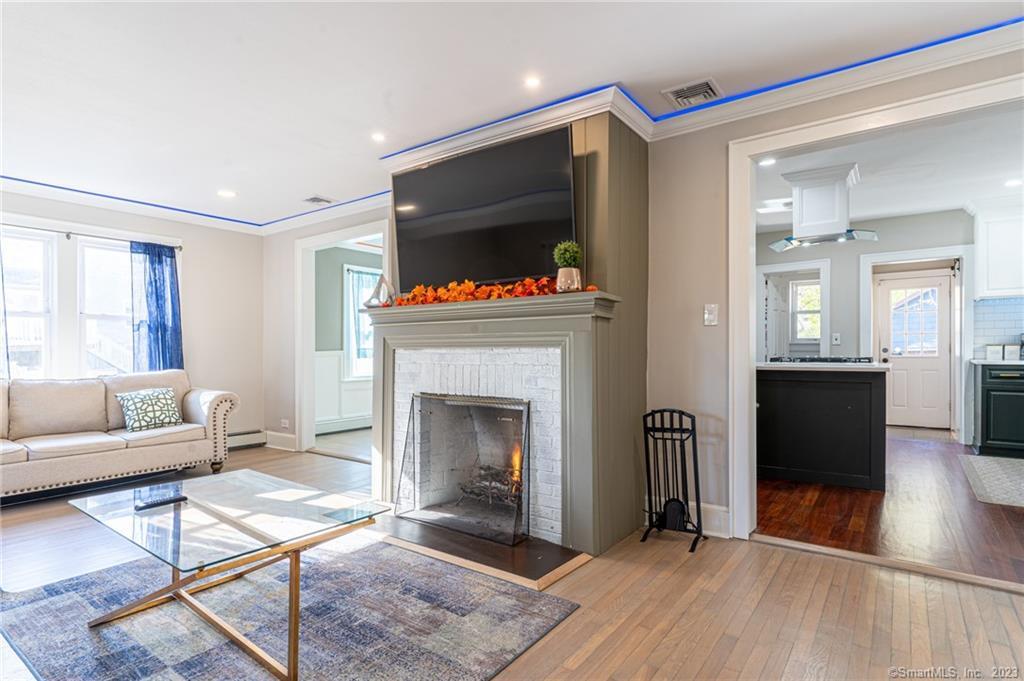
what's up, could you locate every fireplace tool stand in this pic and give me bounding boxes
[641,408,706,552]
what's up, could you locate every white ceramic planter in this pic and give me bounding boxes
[556,267,582,293]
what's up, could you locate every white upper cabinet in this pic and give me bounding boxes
[975,213,1024,299]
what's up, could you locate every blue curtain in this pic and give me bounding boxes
[0,248,9,380]
[131,242,184,371]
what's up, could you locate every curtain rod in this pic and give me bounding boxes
[3,222,183,251]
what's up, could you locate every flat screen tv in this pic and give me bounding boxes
[392,126,575,292]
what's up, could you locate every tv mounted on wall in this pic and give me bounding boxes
[392,126,575,293]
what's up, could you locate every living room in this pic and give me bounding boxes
[2,4,1023,680]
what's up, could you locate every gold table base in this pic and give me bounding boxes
[88,517,376,681]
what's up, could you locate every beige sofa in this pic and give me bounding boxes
[0,370,238,497]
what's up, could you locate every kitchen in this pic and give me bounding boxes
[750,102,1024,584]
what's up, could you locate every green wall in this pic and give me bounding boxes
[315,246,383,352]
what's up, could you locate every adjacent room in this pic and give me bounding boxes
[752,103,1024,583]
[1,3,1022,680]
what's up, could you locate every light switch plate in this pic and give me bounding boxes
[831,333,841,346]
[704,303,719,326]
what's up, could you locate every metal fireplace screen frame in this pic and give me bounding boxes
[395,392,531,545]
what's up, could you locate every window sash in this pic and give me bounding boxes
[1,228,56,377]
[789,280,822,342]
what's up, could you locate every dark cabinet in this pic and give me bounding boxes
[980,365,1024,458]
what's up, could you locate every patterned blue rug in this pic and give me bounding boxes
[1,539,577,680]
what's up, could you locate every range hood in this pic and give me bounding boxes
[768,163,877,252]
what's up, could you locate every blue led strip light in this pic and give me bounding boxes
[3,15,1020,228]
[379,82,622,160]
[0,175,264,227]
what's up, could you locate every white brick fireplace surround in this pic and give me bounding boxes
[367,292,623,555]
[393,347,563,543]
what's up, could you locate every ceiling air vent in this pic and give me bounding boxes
[303,195,335,205]
[662,78,721,109]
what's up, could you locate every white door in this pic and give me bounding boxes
[875,272,952,428]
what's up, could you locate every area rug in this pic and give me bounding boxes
[0,539,577,680]
[959,454,1024,508]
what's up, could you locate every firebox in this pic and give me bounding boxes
[394,393,530,545]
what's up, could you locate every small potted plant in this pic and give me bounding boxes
[553,240,582,293]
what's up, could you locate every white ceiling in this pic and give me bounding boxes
[1,2,1021,232]
[755,102,1024,232]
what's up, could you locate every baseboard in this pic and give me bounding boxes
[315,416,372,434]
[264,430,298,451]
[227,431,266,449]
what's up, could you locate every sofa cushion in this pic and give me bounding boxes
[111,423,205,448]
[20,431,127,461]
[1,379,8,439]
[1,439,27,465]
[116,388,183,432]
[8,379,107,441]
[103,370,191,431]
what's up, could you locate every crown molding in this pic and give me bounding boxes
[648,24,1023,141]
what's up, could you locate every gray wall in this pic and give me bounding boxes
[647,50,1022,508]
[315,247,382,352]
[756,210,974,356]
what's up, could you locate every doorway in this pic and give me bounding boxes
[309,234,383,463]
[873,266,955,430]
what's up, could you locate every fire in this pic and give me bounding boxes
[510,443,523,484]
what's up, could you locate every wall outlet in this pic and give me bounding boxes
[279,419,290,430]
[703,303,719,326]
[831,333,841,346]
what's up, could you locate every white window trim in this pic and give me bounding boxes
[789,279,822,343]
[1,226,58,378]
[77,237,133,377]
[343,264,382,380]
[2,216,179,379]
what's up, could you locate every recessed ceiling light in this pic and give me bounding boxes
[524,75,541,89]
[837,236,847,243]
[371,132,386,143]
[800,241,812,247]
[758,158,777,167]
[395,204,416,212]
[1005,178,1022,187]
[217,189,237,199]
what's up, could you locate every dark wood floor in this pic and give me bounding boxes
[757,431,1024,584]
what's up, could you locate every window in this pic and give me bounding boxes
[79,240,133,376]
[790,280,821,342]
[344,265,381,378]
[1,224,178,379]
[0,228,55,378]
[889,287,939,357]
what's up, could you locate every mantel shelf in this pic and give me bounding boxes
[366,291,620,326]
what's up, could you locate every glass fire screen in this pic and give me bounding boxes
[395,393,530,545]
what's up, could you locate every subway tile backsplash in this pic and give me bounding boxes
[974,296,1024,359]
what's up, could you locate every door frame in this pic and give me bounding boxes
[755,260,832,360]
[293,219,390,455]
[860,246,973,442]
[727,74,1020,540]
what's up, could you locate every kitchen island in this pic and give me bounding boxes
[756,362,889,491]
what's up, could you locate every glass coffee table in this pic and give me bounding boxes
[70,469,388,681]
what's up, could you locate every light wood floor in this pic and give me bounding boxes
[3,448,1022,680]
[312,427,372,463]
[501,532,1024,680]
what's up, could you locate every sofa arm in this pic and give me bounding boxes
[182,389,239,462]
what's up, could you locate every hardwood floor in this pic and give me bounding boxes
[757,432,1024,584]
[311,427,372,463]
[0,447,370,592]
[2,447,1023,679]
[499,531,1024,680]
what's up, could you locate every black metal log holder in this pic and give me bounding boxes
[641,409,706,552]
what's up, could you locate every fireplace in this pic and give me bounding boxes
[394,393,530,545]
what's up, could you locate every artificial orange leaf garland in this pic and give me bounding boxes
[386,278,598,307]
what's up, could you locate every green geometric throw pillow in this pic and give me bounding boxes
[116,387,183,432]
